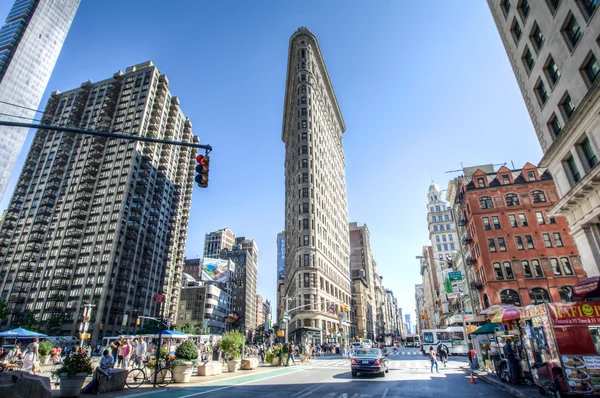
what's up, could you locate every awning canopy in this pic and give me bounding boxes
[571,277,600,302]
[471,323,500,335]
[0,328,47,338]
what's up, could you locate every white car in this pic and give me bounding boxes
[351,342,363,350]
[361,339,373,349]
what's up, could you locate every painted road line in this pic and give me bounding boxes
[382,388,389,398]
[294,384,324,398]
[293,384,319,397]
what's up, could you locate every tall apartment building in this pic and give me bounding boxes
[349,222,376,340]
[203,228,235,258]
[0,61,197,339]
[454,163,586,308]
[426,183,460,327]
[0,0,79,203]
[282,27,352,344]
[488,0,600,277]
[220,236,259,336]
[178,273,231,334]
[183,258,201,280]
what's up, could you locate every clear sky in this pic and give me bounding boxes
[0,1,542,323]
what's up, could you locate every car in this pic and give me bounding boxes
[351,342,363,350]
[350,348,389,378]
[361,339,373,349]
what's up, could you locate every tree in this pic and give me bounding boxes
[0,300,10,321]
[45,313,68,335]
[175,323,196,334]
[12,311,41,332]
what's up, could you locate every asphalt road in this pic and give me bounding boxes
[136,347,514,398]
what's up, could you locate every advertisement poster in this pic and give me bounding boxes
[549,302,600,326]
[278,237,285,280]
[561,355,600,393]
[202,258,231,283]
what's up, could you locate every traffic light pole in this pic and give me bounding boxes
[0,121,212,152]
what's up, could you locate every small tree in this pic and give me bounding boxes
[0,300,10,321]
[54,350,93,376]
[174,340,198,365]
[220,330,245,360]
[38,341,54,357]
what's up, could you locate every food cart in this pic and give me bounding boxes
[519,302,600,396]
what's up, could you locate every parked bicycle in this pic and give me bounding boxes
[125,359,173,388]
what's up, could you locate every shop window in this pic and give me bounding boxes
[500,289,522,306]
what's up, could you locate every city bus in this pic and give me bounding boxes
[405,334,421,348]
[420,329,451,353]
[445,326,468,355]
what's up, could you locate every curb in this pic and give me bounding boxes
[460,367,536,398]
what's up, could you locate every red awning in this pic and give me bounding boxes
[571,277,600,302]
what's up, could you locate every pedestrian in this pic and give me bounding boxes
[110,336,124,363]
[136,336,147,367]
[93,350,114,395]
[117,339,128,368]
[429,346,438,373]
[503,338,517,383]
[437,343,449,367]
[22,337,39,374]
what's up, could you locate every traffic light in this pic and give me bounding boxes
[195,154,210,188]
[136,317,141,326]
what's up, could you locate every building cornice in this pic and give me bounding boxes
[548,161,600,217]
[281,28,346,142]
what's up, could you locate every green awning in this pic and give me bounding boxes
[471,323,499,335]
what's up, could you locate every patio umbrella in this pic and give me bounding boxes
[0,328,47,338]
[471,323,500,335]
[160,330,188,338]
[571,276,600,301]
[480,304,514,315]
[490,307,521,323]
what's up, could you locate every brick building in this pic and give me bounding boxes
[456,163,586,308]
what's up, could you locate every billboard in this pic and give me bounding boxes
[202,258,231,283]
[277,237,285,280]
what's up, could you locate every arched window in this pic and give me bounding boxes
[483,294,490,309]
[529,288,550,305]
[500,289,521,306]
[505,193,520,206]
[559,286,572,302]
[433,226,438,232]
[503,261,515,279]
[531,190,547,203]
[479,196,494,209]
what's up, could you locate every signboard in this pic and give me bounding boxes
[452,281,465,295]
[153,293,165,303]
[464,314,473,321]
[122,314,128,326]
[448,271,462,281]
[328,305,336,315]
[549,302,600,326]
[277,237,285,280]
[202,258,231,283]
[573,280,599,295]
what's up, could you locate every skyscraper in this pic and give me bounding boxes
[488,0,600,276]
[0,0,80,203]
[349,222,376,340]
[0,61,197,339]
[203,228,235,258]
[282,28,351,344]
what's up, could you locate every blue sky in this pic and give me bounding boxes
[0,1,542,324]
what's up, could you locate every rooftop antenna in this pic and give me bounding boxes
[429,167,433,183]
[511,161,515,169]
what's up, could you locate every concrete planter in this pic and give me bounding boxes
[197,362,222,376]
[40,355,51,365]
[226,359,241,372]
[172,362,194,383]
[59,373,88,397]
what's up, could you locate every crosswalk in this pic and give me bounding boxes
[305,358,430,370]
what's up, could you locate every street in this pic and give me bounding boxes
[120,347,513,398]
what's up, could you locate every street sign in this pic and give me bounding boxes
[328,305,336,315]
[448,271,462,281]
[153,293,166,302]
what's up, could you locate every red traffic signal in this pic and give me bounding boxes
[196,154,206,166]
[195,154,210,188]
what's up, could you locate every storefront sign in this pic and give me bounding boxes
[573,280,599,295]
[549,302,600,326]
[521,304,547,319]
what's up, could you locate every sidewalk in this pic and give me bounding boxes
[461,367,539,398]
[47,359,304,397]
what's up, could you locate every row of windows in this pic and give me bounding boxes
[431,214,450,222]
[436,243,455,252]
[475,170,538,187]
[479,190,546,209]
[482,211,556,230]
[490,257,573,281]
[435,235,453,243]
[493,286,572,307]
[487,232,563,253]
[433,224,451,232]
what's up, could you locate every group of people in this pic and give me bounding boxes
[0,338,41,373]
[105,336,149,369]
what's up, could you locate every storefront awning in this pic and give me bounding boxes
[571,276,600,301]
[471,323,500,335]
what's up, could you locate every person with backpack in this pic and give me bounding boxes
[429,346,439,373]
[437,343,449,367]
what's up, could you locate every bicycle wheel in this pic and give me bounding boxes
[126,368,146,389]
[155,367,173,387]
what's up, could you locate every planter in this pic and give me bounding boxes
[172,362,194,383]
[227,359,241,372]
[40,355,51,365]
[59,373,88,397]
[271,357,280,366]
[147,368,168,384]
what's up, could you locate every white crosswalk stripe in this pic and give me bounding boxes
[306,359,431,370]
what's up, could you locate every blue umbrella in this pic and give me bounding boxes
[160,330,187,337]
[0,328,47,338]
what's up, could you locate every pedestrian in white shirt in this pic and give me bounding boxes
[136,337,147,367]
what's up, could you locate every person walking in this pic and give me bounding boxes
[429,346,439,373]
[22,337,39,374]
[437,343,449,367]
[285,341,296,366]
[136,337,147,367]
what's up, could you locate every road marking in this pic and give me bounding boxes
[382,388,389,398]
[294,384,324,398]
[293,384,318,397]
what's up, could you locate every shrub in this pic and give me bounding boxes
[55,350,93,376]
[219,330,245,360]
[173,340,198,365]
[38,341,54,357]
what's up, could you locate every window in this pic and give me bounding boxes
[531,190,547,203]
[302,159,308,168]
[483,217,491,230]
[548,214,557,224]
[493,262,504,280]
[522,46,535,74]
[530,22,545,52]
[515,236,525,250]
[567,155,582,183]
[302,187,309,197]
[548,113,562,139]
[477,177,485,187]
[561,257,574,275]
[526,235,535,249]
[582,53,600,86]
[535,79,549,106]
[479,196,494,209]
[559,286,572,302]
[506,193,520,206]
[501,0,511,15]
[302,145,308,154]
[518,213,528,226]
[502,174,510,184]
[302,203,309,213]
[511,18,523,43]
[582,137,598,168]
[498,237,507,251]
[488,238,497,252]
[550,258,562,275]
[536,211,545,224]
[303,235,309,246]
[434,226,438,232]
[545,56,561,87]
[546,0,560,13]
[518,0,530,19]
[509,214,518,227]
[436,236,440,243]
[303,254,310,266]
[504,262,515,279]
[529,288,550,305]
[527,170,536,181]
[500,289,522,306]
[521,260,533,278]
[562,13,582,50]
[542,233,553,248]
[302,173,309,183]
[560,92,576,120]
[532,259,544,277]
[554,233,564,247]
[303,219,309,229]
[579,0,600,21]
[492,216,502,229]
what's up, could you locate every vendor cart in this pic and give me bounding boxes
[519,302,600,396]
